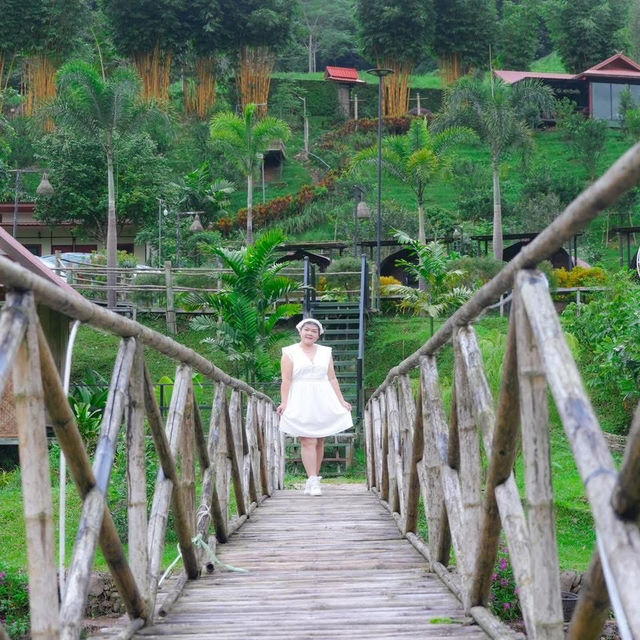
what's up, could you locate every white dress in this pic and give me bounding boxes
[279,343,353,438]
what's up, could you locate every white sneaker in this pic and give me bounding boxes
[303,477,313,495]
[309,476,322,496]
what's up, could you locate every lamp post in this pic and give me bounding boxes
[366,67,394,300]
[176,210,204,266]
[297,95,309,157]
[8,168,54,238]
[353,186,371,257]
[157,199,168,267]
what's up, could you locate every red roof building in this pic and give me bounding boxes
[324,66,365,84]
[494,53,640,124]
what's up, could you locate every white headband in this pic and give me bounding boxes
[296,318,324,335]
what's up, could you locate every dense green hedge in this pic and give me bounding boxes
[269,77,442,118]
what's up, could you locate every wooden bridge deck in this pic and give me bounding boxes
[95,484,490,639]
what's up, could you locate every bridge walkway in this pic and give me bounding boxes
[96,485,488,640]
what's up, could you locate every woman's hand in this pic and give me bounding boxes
[340,400,352,411]
[277,403,286,416]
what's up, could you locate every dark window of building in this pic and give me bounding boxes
[23,244,42,256]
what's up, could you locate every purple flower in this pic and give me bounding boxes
[498,558,508,571]
[503,602,512,610]
[514,587,520,595]
[491,572,498,582]
[500,578,509,588]
[0,571,6,583]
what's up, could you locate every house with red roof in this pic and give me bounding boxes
[494,53,640,124]
[325,66,365,118]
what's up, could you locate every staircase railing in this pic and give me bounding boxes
[0,259,285,640]
[364,141,640,640]
[356,253,369,423]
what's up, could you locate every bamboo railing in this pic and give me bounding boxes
[365,139,640,640]
[0,260,284,640]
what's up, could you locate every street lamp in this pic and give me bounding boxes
[157,198,168,266]
[353,186,371,257]
[366,67,394,301]
[8,168,54,238]
[176,210,204,265]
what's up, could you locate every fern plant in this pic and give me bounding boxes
[383,231,472,330]
[185,229,300,383]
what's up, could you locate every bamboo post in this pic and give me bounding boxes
[452,328,484,604]
[180,382,197,534]
[0,293,29,400]
[11,292,59,639]
[385,384,402,515]
[364,403,375,489]
[519,269,640,634]
[245,396,261,503]
[61,338,137,636]
[212,384,231,540]
[611,403,640,520]
[192,397,211,472]
[371,397,383,491]
[228,389,248,516]
[379,392,390,501]
[514,279,564,639]
[418,356,451,565]
[146,364,199,611]
[255,399,271,497]
[471,319,521,606]
[403,384,423,534]
[38,324,148,624]
[165,260,176,335]
[127,344,148,599]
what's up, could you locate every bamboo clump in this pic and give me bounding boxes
[379,58,412,117]
[439,53,462,85]
[21,54,57,119]
[133,44,173,103]
[184,56,217,119]
[237,46,274,117]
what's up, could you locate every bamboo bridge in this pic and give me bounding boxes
[2,141,640,640]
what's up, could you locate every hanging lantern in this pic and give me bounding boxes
[36,172,54,197]
[189,213,204,232]
[356,201,371,219]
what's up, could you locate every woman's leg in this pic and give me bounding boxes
[315,438,325,475]
[300,437,318,477]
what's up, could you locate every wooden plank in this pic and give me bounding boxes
[402,383,422,535]
[385,384,402,516]
[514,276,564,640]
[211,384,231,540]
[11,292,59,639]
[127,343,148,600]
[371,396,383,491]
[379,391,389,502]
[90,485,490,640]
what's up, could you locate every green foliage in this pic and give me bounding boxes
[356,0,434,65]
[498,0,542,70]
[489,546,522,622]
[544,0,629,73]
[568,117,608,180]
[102,0,187,56]
[217,0,296,51]
[186,229,301,382]
[561,271,640,434]
[432,0,497,71]
[382,231,473,319]
[446,254,502,289]
[69,370,109,455]
[325,255,362,292]
[0,561,29,639]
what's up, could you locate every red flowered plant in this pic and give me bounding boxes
[489,546,522,622]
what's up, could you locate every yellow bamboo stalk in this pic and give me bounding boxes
[238,46,274,116]
[133,45,172,103]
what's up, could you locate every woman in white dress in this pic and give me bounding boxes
[277,318,352,496]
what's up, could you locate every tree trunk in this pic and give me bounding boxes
[418,201,427,291]
[238,46,274,117]
[492,159,503,262]
[246,172,254,246]
[380,58,412,117]
[106,136,117,309]
[308,34,314,74]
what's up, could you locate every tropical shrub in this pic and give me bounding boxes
[561,271,640,433]
[325,256,362,293]
[554,266,606,288]
[0,561,30,639]
[447,255,502,290]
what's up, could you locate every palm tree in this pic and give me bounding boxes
[436,75,555,260]
[352,119,475,244]
[210,103,290,245]
[50,60,149,308]
[186,229,300,383]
